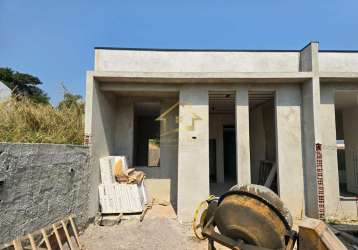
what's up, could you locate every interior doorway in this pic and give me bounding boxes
[249,91,278,193]
[335,91,358,198]
[208,91,236,196]
[223,126,236,182]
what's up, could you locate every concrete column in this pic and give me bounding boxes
[320,87,340,217]
[300,42,322,218]
[177,86,209,222]
[235,87,251,185]
[275,85,305,219]
[86,76,117,218]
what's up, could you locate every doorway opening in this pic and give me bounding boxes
[249,91,278,193]
[209,91,236,196]
[133,102,161,167]
[335,91,358,198]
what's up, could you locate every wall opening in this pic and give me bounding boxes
[335,91,358,198]
[209,91,236,196]
[133,102,161,167]
[249,91,278,193]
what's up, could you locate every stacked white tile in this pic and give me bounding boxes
[98,156,147,214]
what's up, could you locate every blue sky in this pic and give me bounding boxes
[0,0,358,104]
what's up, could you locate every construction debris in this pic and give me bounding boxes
[0,215,82,250]
[98,156,148,215]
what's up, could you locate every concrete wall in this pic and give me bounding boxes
[87,78,117,218]
[320,85,341,218]
[177,86,209,222]
[0,143,90,244]
[275,84,305,218]
[319,52,358,72]
[249,105,266,184]
[95,50,301,73]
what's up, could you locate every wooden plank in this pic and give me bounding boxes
[28,234,37,250]
[52,224,64,250]
[61,220,75,250]
[12,239,23,250]
[264,164,277,188]
[69,217,82,249]
[41,229,52,250]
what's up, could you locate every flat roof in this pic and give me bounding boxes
[94,46,358,53]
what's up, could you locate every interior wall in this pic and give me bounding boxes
[249,106,266,184]
[209,114,235,183]
[249,100,276,184]
[342,107,358,194]
[114,97,134,165]
[263,100,276,161]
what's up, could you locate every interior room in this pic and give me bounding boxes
[335,91,358,198]
[249,91,278,193]
[208,91,236,196]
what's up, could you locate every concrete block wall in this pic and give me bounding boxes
[0,143,90,244]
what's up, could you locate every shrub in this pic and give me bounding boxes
[0,97,84,145]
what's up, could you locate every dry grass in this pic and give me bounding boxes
[0,97,84,144]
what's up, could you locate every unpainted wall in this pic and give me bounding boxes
[0,143,90,244]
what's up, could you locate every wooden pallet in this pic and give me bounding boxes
[0,215,83,250]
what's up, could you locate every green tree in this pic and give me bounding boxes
[0,67,49,104]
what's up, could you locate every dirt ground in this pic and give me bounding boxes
[79,205,227,250]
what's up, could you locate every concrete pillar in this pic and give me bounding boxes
[235,87,251,185]
[320,87,340,217]
[275,85,305,219]
[300,42,322,218]
[177,86,209,222]
[86,75,117,218]
[342,107,358,194]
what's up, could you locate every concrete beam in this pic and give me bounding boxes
[89,70,313,84]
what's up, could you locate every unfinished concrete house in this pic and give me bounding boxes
[85,42,358,223]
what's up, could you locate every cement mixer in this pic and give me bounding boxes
[193,184,298,250]
[193,184,350,250]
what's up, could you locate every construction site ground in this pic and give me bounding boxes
[80,204,228,250]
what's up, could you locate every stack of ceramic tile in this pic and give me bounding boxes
[98,156,147,214]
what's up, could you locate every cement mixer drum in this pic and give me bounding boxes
[214,184,293,249]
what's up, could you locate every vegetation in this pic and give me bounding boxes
[0,95,84,145]
[0,67,50,104]
[0,67,84,145]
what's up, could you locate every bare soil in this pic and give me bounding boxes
[79,205,227,250]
